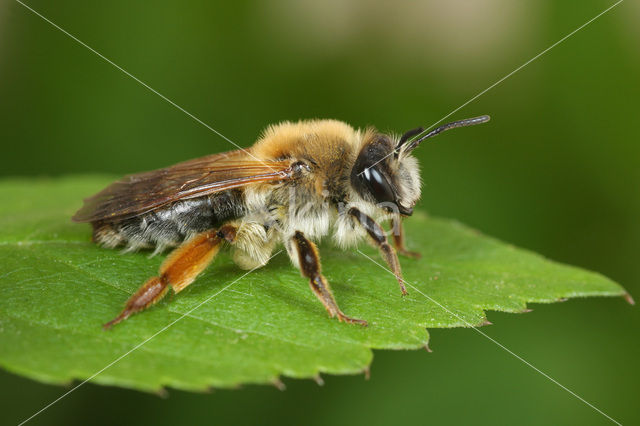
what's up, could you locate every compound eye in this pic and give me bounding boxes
[361,167,395,203]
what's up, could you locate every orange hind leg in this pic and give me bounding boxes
[103,225,237,329]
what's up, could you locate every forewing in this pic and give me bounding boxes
[72,150,293,222]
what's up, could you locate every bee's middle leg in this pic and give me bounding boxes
[391,217,421,259]
[348,207,407,295]
[104,225,237,328]
[290,231,367,326]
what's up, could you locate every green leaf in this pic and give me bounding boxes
[0,177,628,392]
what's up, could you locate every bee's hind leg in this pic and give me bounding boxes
[390,217,421,259]
[290,231,367,326]
[103,225,237,329]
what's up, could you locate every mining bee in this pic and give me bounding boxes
[73,116,490,328]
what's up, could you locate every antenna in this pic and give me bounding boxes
[400,115,490,153]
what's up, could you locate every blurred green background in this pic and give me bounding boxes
[1,0,638,425]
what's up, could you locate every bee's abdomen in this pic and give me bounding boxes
[92,190,246,251]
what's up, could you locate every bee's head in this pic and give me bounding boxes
[350,132,421,216]
[350,116,490,216]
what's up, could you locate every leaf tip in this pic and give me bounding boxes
[423,342,433,353]
[155,387,169,398]
[272,378,286,391]
[362,366,371,380]
[624,293,635,305]
[313,374,325,386]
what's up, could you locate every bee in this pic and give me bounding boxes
[73,116,490,328]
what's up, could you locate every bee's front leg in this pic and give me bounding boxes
[348,208,407,295]
[103,225,237,329]
[290,231,367,326]
[390,217,421,259]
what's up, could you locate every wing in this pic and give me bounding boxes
[72,149,294,223]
